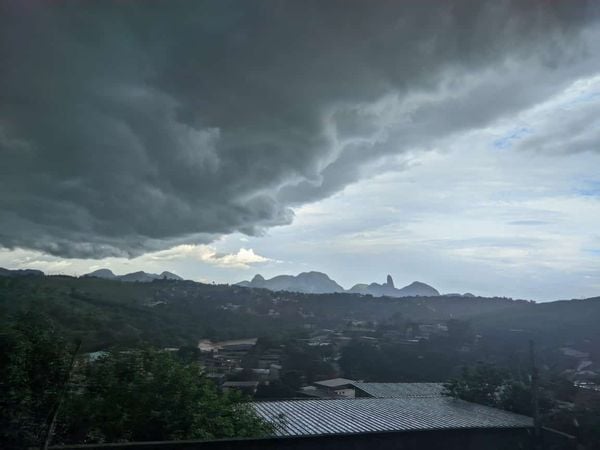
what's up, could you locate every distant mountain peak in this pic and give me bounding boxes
[298,271,334,280]
[386,274,395,288]
[350,276,439,298]
[238,271,344,294]
[82,268,117,279]
[160,271,183,280]
[398,281,440,297]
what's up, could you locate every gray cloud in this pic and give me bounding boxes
[1,0,599,257]
[514,84,600,155]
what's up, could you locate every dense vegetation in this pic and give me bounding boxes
[4,274,597,353]
[445,363,600,449]
[0,312,273,448]
[1,274,599,447]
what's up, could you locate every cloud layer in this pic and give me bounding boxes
[149,244,272,269]
[1,1,599,258]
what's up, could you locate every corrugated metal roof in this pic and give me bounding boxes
[253,397,533,436]
[313,377,356,388]
[353,382,446,398]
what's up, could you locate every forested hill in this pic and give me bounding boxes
[0,274,598,355]
[472,296,600,359]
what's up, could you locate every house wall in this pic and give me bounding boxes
[334,388,355,398]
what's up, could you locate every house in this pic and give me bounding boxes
[257,350,283,369]
[312,378,356,398]
[197,338,258,353]
[298,385,332,399]
[198,338,258,374]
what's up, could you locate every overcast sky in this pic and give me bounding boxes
[1,1,600,301]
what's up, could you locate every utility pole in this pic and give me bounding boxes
[530,340,541,450]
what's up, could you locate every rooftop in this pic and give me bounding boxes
[353,382,446,398]
[222,381,259,388]
[253,397,533,437]
[313,377,356,388]
[298,386,333,399]
[198,337,258,352]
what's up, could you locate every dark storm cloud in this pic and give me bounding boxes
[1,0,599,257]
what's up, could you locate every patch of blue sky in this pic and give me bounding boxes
[493,127,532,150]
[584,249,600,256]
[562,90,600,109]
[574,180,600,197]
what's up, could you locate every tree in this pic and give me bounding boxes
[444,363,508,407]
[1,313,274,447]
[498,380,533,415]
[0,312,77,449]
[55,349,274,444]
[444,363,559,418]
[339,340,383,380]
[446,319,474,346]
[545,404,600,450]
[255,381,297,399]
[283,344,336,384]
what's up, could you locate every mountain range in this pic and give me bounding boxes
[2,266,458,297]
[237,272,442,298]
[0,267,185,283]
[0,267,45,278]
[82,269,183,282]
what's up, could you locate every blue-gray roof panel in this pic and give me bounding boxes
[253,397,533,436]
[353,382,446,398]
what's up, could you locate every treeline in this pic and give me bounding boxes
[0,275,536,353]
[0,276,303,351]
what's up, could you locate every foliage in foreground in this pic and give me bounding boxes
[56,350,273,445]
[1,312,77,448]
[0,313,274,448]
